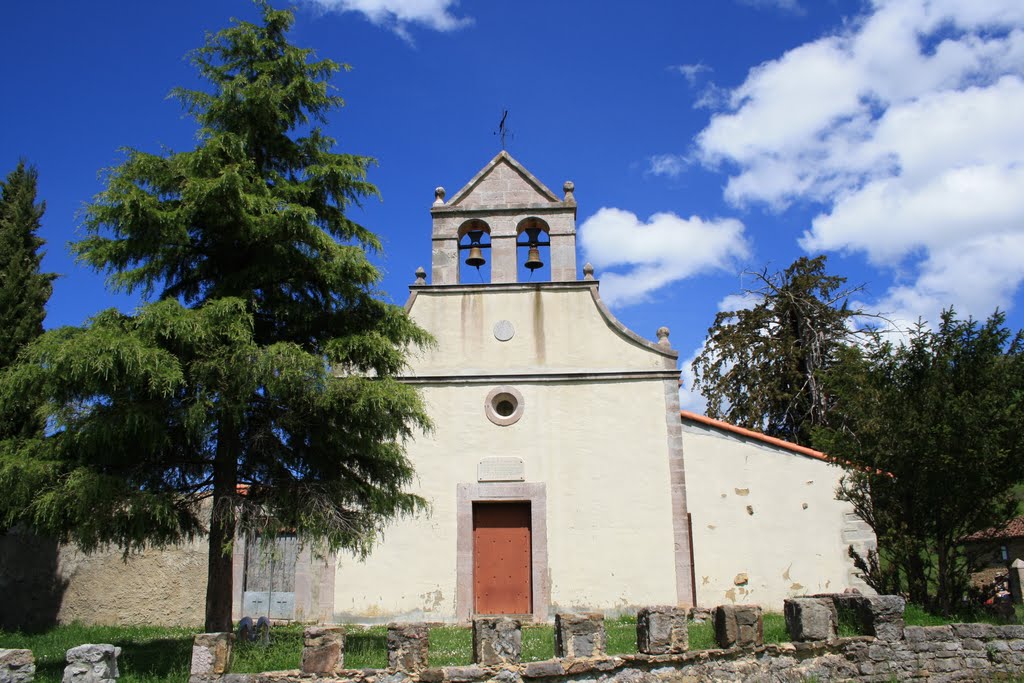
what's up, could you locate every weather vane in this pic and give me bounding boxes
[494,110,512,150]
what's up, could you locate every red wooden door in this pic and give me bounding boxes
[473,502,532,615]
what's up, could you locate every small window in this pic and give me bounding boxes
[485,386,525,426]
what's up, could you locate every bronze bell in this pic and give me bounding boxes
[465,245,486,268]
[524,246,544,271]
[464,229,487,268]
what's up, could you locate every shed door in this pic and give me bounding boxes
[473,502,532,615]
[242,534,297,619]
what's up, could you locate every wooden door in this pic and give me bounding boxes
[473,502,532,615]
[242,534,298,619]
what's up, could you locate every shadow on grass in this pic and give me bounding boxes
[344,628,387,669]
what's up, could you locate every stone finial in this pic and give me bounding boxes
[64,645,120,683]
[563,180,575,201]
[582,262,595,280]
[434,186,446,205]
[414,266,427,284]
[555,613,606,658]
[657,326,671,347]
[473,617,522,665]
[1,649,35,683]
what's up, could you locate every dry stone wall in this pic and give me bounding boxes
[9,597,1024,683]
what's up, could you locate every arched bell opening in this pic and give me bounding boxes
[458,219,492,283]
[516,217,551,282]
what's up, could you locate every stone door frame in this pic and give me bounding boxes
[456,482,549,623]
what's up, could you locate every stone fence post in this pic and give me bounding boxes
[1010,559,1024,605]
[387,623,429,672]
[472,618,522,665]
[0,649,35,683]
[555,613,606,658]
[301,627,345,675]
[63,645,120,683]
[713,605,762,648]
[862,595,906,641]
[637,607,688,654]
[190,633,233,679]
[785,597,837,642]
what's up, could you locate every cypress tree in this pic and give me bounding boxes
[0,3,430,631]
[0,161,56,439]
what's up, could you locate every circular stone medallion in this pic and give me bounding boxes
[493,319,515,342]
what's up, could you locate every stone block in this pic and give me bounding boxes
[951,623,993,639]
[190,633,233,677]
[301,626,345,675]
[713,604,763,648]
[784,598,837,642]
[554,613,606,658]
[637,607,688,654]
[64,645,121,683]
[0,649,35,683]
[387,623,429,672]
[523,661,564,678]
[472,618,522,665]
[864,595,905,642]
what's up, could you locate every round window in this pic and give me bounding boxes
[484,386,525,426]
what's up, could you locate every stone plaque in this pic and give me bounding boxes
[493,320,515,342]
[477,457,525,482]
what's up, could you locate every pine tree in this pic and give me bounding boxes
[0,3,430,631]
[0,161,56,439]
[817,310,1024,614]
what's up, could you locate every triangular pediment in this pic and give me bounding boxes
[447,151,561,208]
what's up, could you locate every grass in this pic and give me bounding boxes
[15,605,1001,683]
[0,624,193,683]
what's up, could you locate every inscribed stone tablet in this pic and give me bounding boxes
[478,457,525,482]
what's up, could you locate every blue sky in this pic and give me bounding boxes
[4,0,1023,412]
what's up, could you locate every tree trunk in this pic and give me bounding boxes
[205,416,239,633]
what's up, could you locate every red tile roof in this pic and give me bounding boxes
[962,516,1024,542]
[680,410,830,463]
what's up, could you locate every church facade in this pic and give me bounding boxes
[327,151,873,622]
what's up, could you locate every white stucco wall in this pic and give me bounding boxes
[682,420,872,611]
[331,284,682,622]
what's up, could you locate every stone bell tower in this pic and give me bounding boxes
[428,151,578,284]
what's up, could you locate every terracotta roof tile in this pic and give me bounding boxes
[962,516,1024,542]
[680,410,830,462]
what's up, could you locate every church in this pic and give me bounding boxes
[0,153,873,628]
[320,151,873,623]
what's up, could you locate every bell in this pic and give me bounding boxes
[524,246,543,271]
[465,245,486,268]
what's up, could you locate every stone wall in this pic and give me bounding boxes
[0,528,208,629]
[183,596,1024,683]
[10,597,1024,683]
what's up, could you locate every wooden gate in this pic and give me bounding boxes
[242,534,298,619]
[473,502,532,615]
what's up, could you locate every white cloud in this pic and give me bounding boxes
[579,208,751,307]
[694,0,1024,321]
[647,153,689,177]
[302,0,470,39]
[736,0,804,14]
[671,63,711,86]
